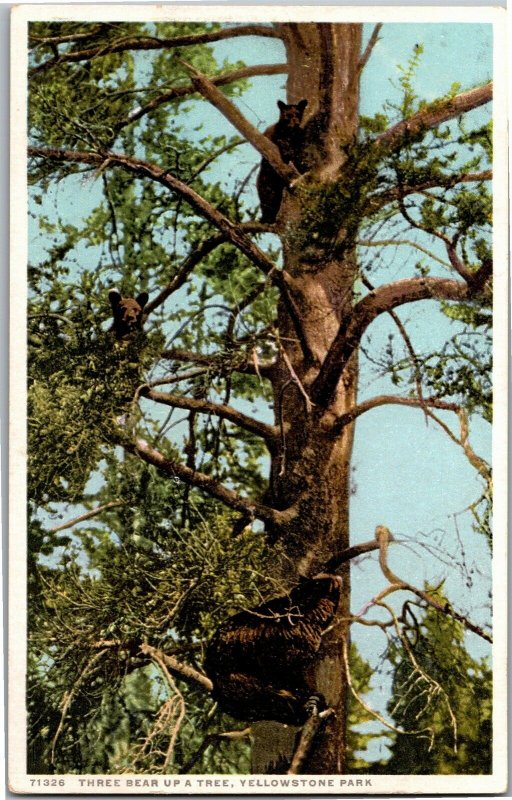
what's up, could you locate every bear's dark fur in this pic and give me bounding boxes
[204,573,341,724]
[256,99,308,224]
[108,289,149,339]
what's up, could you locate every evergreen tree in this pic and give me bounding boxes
[26,19,493,773]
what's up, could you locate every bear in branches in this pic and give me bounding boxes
[204,573,341,725]
[108,288,149,339]
[256,99,308,224]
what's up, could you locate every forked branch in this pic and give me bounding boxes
[311,275,474,407]
[179,60,299,184]
[371,526,492,643]
[141,388,279,445]
[125,437,297,529]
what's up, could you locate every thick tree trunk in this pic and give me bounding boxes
[252,23,362,774]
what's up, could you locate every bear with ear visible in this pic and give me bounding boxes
[108,289,149,339]
[256,99,308,224]
[204,573,341,725]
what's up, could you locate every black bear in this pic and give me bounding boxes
[108,288,149,339]
[204,573,341,725]
[256,99,308,224]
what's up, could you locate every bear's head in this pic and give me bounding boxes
[108,288,149,339]
[277,99,308,128]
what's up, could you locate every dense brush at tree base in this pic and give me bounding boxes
[26,17,494,776]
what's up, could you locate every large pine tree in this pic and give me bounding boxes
[25,18,493,774]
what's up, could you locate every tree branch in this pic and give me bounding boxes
[113,64,288,133]
[29,25,108,46]
[362,273,429,419]
[139,643,213,692]
[29,145,313,362]
[329,394,459,434]
[141,388,279,444]
[30,25,281,75]
[179,60,299,184]
[373,526,492,643]
[395,188,493,290]
[145,222,272,315]
[366,169,492,215]
[311,275,474,407]
[49,500,124,533]
[161,347,276,378]
[124,437,297,529]
[287,708,335,774]
[377,83,492,151]
[358,23,382,72]
[28,145,280,272]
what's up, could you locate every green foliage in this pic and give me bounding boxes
[378,600,492,774]
[346,644,384,771]
[28,474,281,773]
[28,299,163,505]
[396,44,424,117]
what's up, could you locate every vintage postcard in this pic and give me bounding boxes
[9,4,507,794]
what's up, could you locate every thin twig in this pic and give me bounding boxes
[49,501,123,533]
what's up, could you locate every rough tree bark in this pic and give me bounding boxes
[251,24,362,774]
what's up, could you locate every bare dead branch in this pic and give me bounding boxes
[51,651,106,766]
[358,23,383,72]
[140,643,213,693]
[30,25,281,75]
[144,649,186,770]
[383,600,458,751]
[287,708,335,774]
[279,341,315,415]
[373,526,492,643]
[426,408,491,482]
[141,388,279,444]
[342,637,434,747]
[330,394,459,434]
